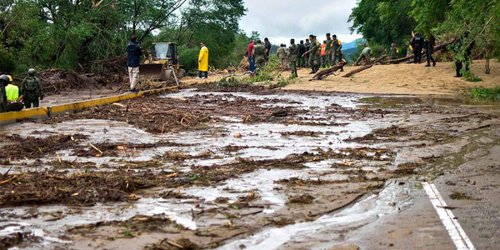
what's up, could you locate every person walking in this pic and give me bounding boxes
[247,40,255,73]
[127,34,142,92]
[425,34,436,67]
[198,42,209,79]
[455,32,474,77]
[21,68,43,108]
[288,39,299,77]
[304,35,320,74]
[411,33,425,63]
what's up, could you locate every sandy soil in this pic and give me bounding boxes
[284,60,500,96]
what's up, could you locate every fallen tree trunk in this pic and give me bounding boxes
[342,64,373,78]
[311,60,347,80]
[388,40,455,64]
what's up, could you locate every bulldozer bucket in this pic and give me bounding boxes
[139,64,169,81]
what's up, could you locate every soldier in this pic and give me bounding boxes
[0,74,8,113]
[389,43,398,59]
[331,35,343,66]
[298,40,306,68]
[411,33,425,63]
[264,38,271,62]
[325,33,332,67]
[425,34,436,67]
[277,44,287,69]
[304,35,320,74]
[288,39,299,77]
[304,38,311,67]
[253,40,266,69]
[21,68,43,108]
[355,43,372,66]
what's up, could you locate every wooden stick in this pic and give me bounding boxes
[342,64,373,78]
[89,143,104,155]
[311,60,347,80]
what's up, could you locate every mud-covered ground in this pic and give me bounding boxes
[0,84,499,249]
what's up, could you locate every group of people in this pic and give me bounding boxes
[247,33,344,77]
[0,69,43,113]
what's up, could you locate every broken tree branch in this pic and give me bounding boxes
[388,40,455,64]
[342,64,373,78]
[311,60,347,80]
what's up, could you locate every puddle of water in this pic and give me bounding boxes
[218,181,413,250]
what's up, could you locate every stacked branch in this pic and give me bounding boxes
[311,60,347,80]
[342,65,373,78]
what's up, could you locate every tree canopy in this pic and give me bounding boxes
[349,0,499,59]
[0,0,247,74]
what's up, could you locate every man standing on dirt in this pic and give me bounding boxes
[298,40,306,68]
[389,43,399,60]
[198,42,209,79]
[277,44,287,69]
[288,39,299,78]
[411,33,425,63]
[331,35,343,66]
[454,31,474,77]
[247,40,255,73]
[425,34,436,67]
[21,68,43,109]
[264,38,271,63]
[253,40,266,70]
[325,33,332,67]
[304,35,320,74]
[127,34,142,92]
[304,39,311,67]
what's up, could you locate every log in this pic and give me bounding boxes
[342,64,373,78]
[388,40,455,64]
[311,60,347,80]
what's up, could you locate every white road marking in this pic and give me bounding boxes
[423,182,476,250]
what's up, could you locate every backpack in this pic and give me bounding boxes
[24,77,38,91]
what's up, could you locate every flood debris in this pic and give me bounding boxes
[0,134,88,160]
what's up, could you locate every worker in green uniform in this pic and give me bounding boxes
[5,75,24,111]
[303,35,320,74]
[331,35,343,66]
[21,68,43,108]
[389,43,398,60]
[325,33,332,67]
[288,39,299,77]
[304,39,311,67]
[253,40,266,70]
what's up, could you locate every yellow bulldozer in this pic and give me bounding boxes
[140,42,183,85]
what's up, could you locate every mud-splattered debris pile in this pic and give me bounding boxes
[0,134,88,160]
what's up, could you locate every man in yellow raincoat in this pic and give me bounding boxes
[197,42,209,79]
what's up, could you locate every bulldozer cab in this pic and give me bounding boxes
[140,42,179,81]
[152,42,177,64]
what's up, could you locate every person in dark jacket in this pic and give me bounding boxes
[455,31,475,77]
[127,34,142,92]
[411,33,425,63]
[21,69,43,108]
[425,34,436,67]
[298,40,306,68]
[264,38,271,63]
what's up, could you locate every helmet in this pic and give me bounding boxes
[0,75,9,82]
[28,68,36,75]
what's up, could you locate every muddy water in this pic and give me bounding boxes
[1,89,496,249]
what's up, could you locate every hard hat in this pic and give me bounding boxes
[0,74,9,82]
[28,68,36,75]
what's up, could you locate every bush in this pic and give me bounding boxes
[178,46,200,72]
[470,87,500,101]
[0,45,16,74]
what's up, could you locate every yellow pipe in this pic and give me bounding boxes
[0,86,177,125]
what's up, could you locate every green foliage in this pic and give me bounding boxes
[0,0,246,74]
[470,87,500,101]
[178,46,200,73]
[0,45,15,73]
[463,71,482,82]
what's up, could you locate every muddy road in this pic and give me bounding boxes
[0,85,499,249]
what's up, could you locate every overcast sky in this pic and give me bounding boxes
[239,0,362,45]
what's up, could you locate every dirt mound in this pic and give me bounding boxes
[38,69,122,95]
